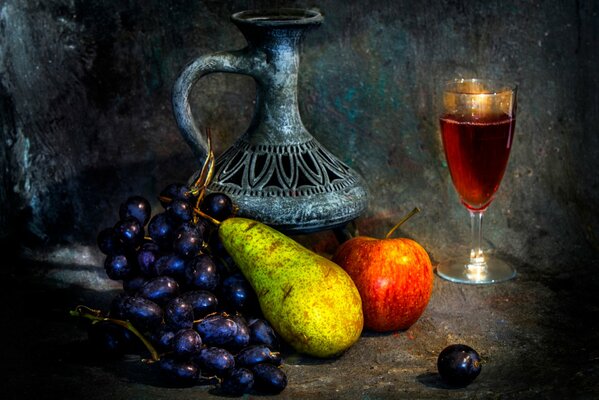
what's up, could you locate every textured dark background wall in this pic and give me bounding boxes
[1,0,598,275]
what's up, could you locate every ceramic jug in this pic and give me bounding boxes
[172,8,368,233]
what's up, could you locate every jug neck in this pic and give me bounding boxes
[232,9,322,144]
[252,30,306,141]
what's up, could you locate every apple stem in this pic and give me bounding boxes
[385,207,421,239]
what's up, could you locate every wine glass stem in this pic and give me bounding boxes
[469,210,485,267]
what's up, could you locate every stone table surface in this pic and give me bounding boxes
[4,246,599,400]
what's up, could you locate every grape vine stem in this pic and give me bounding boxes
[191,129,216,221]
[69,305,160,362]
[157,128,223,226]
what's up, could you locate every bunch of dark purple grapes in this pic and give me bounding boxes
[89,183,287,395]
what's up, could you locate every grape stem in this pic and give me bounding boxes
[193,207,221,225]
[158,195,173,204]
[191,130,214,199]
[188,128,219,225]
[157,129,226,226]
[69,305,160,362]
[384,207,421,239]
[158,128,223,225]
[193,311,222,324]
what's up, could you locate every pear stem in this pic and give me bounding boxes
[384,207,421,239]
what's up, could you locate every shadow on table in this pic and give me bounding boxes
[417,372,466,390]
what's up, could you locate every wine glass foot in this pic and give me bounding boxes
[437,257,516,284]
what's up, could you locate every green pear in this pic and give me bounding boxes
[218,217,363,358]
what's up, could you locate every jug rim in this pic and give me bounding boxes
[231,8,323,27]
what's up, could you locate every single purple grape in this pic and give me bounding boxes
[148,212,175,249]
[119,195,151,226]
[229,314,251,352]
[172,224,203,258]
[221,273,258,313]
[104,254,134,280]
[195,314,238,347]
[167,200,193,224]
[154,253,186,279]
[200,192,234,221]
[139,276,179,307]
[137,242,161,277]
[194,346,235,377]
[157,354,199,387]
[172,329,202,359]
[164,297,194,330]
[437,344,482,387]
[252,363,287,394]
[179,290,219,319]
[150,325,176,352]
[159,183,194,208]
[113,218,144,249]
[119,296,163,332]
[97,227,123,255]
[184,254,220,291]
[248,319,279,350]
[220,367,254,396]
[236,345,282,368]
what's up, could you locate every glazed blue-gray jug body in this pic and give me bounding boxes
[172,8,368,233]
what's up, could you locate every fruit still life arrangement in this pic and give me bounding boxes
[71,138,481,395]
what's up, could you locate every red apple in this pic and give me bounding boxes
[332,209,433,332]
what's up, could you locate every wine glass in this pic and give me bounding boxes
[438,78,517,284]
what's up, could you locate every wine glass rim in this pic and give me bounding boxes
[443,78,517,95]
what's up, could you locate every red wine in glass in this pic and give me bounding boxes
[440,113,516,211]
[437,78,517,284]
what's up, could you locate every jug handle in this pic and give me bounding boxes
[172,50,252,162]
